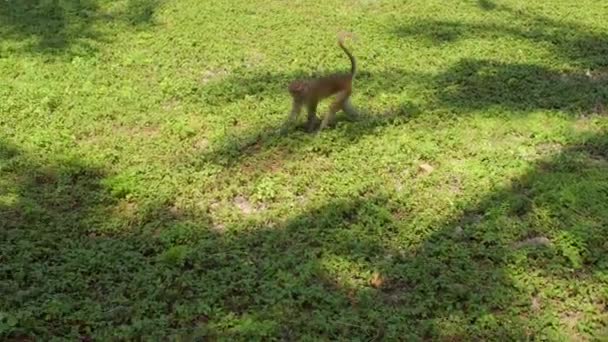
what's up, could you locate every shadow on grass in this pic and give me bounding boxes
[433,59,608,115]
[197,102,416,169]
[394,3,608,69]
[0,0,161,55]
[387,3,608,116]
[477,0,497,11]
[2,132,607,339]
[181,130,608,339]
[0,140,214,339]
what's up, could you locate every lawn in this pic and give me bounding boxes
[1,0,607,339]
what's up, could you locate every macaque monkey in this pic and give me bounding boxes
[283,33,359,133]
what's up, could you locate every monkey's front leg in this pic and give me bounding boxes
[281,101,302,134]
[305,101,321,132]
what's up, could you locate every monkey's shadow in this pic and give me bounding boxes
[199,102,418,168]
[290,108,361,132]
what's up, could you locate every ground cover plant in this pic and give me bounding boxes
[1,0,607,339]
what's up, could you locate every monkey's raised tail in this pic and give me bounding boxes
[338,39,357,77]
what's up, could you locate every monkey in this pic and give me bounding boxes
[283,33,359,133]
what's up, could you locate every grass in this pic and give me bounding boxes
[1,0,607,339]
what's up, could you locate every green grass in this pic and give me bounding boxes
[1,0,607,339]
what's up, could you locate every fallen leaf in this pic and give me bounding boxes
[370,272,384,288]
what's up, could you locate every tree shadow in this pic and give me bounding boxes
[184,129,599,339]
[123,0,161,26]
[0,140,220,338]
[2,128,607,338]
[0,0,161,55]
[477,0,497,11]
[433,59,608,115]
[192,131,607,339]
[390,4,608,116]
[374,130,608,339]
[393,4,608,69]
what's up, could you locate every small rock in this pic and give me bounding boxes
[418,163,434,175]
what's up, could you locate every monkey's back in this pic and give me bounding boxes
[312,73,352,98]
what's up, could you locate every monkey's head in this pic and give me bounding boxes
[288,80,308,98]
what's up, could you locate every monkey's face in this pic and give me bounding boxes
[288,81,308,98]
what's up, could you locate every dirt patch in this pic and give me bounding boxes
[240,149,288,175]
[211,221,227,233]
[233,195,260,215]
[535,142,562,156]
[590,102,606,115]
[531,295,542,312]
[193,138,210,151]
[200,68,229,84]
[379,277,414,306]
[162,98,181,112]
[513,236,551,249]
[244,50,265,68]
[114,123,161,139]
[447,175,463,194]
[80,124,161,146]
[560,311,585,341]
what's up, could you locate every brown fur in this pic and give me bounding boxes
[283,34,359,133]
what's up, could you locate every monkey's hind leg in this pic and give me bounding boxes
[319,91,348,131]
[305,101,321,132]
